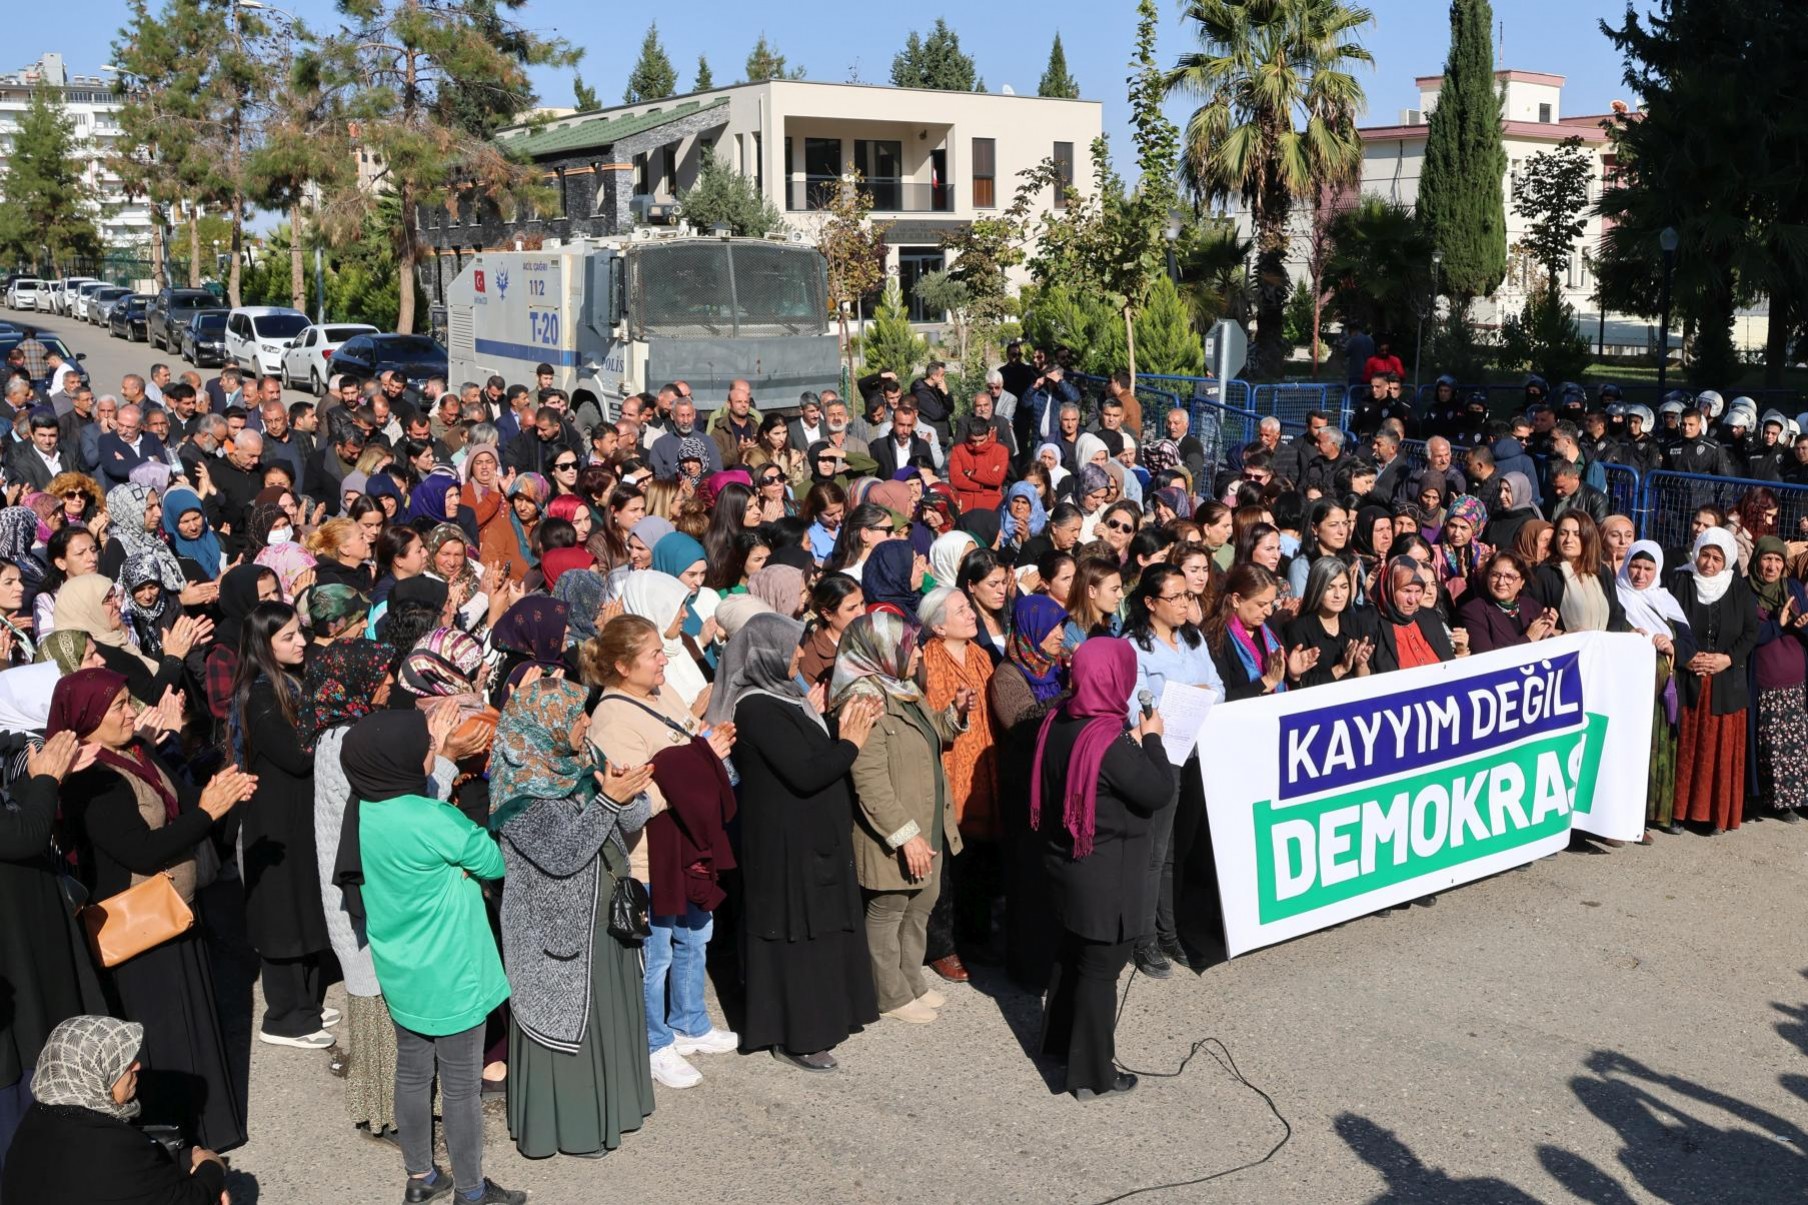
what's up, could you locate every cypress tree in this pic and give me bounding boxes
[1416,0,1507,302]
[694,55,714,91]
[1038,33,1080,98]
[1134,276,1206,376]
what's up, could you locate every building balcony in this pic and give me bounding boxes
[785,175,951,214]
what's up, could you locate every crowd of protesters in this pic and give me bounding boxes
[0,323,1800,1202]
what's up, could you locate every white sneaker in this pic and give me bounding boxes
[672,1026,738,1056]
[320,1007,342,1028]
[917,989,947,1009]
[260,1029,336,1050]
[649,1045,702,1089]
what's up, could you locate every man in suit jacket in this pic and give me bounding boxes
[786,391,827,451]
[870,404,935,480]
[95,404,168,491]
[6,407,69,492]
[909,362,954,445]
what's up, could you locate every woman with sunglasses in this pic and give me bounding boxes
[748,462,796,523]
[546,449,582,499]
[1095,502,1142,563]
[823,503,895,580]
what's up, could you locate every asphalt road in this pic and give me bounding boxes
[18,302,1808,1204]
[9,304,322,411]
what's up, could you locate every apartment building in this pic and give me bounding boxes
[0,53,151,248]
[418,79,1102,315]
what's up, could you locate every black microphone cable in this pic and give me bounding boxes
[1086,968,1294,1204]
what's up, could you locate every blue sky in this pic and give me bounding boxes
[18,0,1641,184]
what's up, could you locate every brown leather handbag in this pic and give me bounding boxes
[82,873,195,968]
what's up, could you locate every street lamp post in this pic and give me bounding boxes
[1414,249,1444,398]
[1163,209,1184,284]
[1655,227,1679,395]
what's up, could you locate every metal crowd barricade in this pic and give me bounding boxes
[1251,382,1336,432]
[1636,470,1808,548]
[1398,439,1429,477]
[1599,461,1641,523]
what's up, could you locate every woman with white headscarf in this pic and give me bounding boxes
[1666,527,1758,833]
[929,530,977,591]
[3,1015,231,1204]
[619,570,710,712]
[1615,540,1695,836]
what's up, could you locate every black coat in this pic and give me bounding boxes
[1667,570,1759,714]
[731,694,865,943]
[236,677,329,958]
[0,772,106,1086]
[1208,622,1291,700]
[1527,564,1631,634]
[871,433,935,480]
[2,1103,228,1205]
[1038,724,1174,943]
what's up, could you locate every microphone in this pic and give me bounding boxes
[1137,689,1155,720]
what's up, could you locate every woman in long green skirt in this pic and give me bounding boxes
[491,677,657,1158]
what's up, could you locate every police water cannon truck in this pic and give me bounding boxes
[443,228,838,429]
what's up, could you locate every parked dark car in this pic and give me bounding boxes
[327,333,448,386]
[0,329,85,389]
[147,287,217,352]
[86,286,132,325]
[109,296,151,342]
[181,309,230,367]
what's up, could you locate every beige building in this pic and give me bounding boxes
[1246,69,1763,353]
[425,79,1102,316]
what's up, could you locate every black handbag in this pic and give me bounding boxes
[606,870,651,944]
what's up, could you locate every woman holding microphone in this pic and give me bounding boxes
[1034,637,1174,1100]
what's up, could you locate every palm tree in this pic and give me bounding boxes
[1323,197,1436,343]
[1163,0,1374,378]
[1174,217,1255,329]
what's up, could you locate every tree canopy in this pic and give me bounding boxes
[891,20,983,92]
[624,23,677,103]
[1416,0,1507,301]
[1038,33,1080,98]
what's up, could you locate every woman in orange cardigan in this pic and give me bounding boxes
[917,584,1000,984]
[479,472,546,585]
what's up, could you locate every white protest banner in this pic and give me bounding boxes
[1196,632,1653,957]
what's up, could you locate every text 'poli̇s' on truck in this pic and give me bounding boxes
[442,228,839,432]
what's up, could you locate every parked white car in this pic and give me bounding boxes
[72,282,110,321]
[223,306,312,377]
[51,278,96,316]
[279,322,379,393]
[5,279,42,310]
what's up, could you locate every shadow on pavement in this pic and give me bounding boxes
[1335,1113,1543,1203]
[1536,1047,1808,1204]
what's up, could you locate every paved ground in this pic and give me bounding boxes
[210,819,1808,1205]
[22,304,1808,1204]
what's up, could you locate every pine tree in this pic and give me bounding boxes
[250,46,354,312]
[678,154,784,236]
[0,87,102,275]
[694,55,714,91]
[1038,33,1080,98]
[572,73,599,110]
[624,23,677,103]
[324,0,578,331]
[890,20,983,92]
[745,34,803,82]
[111,0,216,286]
[1134,275,1206,375]
[862,279,929,378]
[1417,0,1507,302]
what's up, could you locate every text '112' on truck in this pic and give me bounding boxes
[442,228,840,428]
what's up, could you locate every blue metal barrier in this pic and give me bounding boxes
[1636,470,1808,549]
[1252,382,1336,433]
[1600,462,1641,523]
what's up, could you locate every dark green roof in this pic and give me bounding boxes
[502,98,729,158]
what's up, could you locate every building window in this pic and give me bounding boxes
[854,139,902,209]
[1538,102,1552,123]
[556,168,568,217]
[662,145,677,197]
[1053,141,1074,208]
[634,153,648,197]
[753,132,763,194]
[972,137,995,208]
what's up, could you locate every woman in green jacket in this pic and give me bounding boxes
[346,708,523,1205]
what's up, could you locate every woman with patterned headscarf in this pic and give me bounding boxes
[100,483,191,604]
[1432,493,1493,606]
[35,628,100,676]
[492,675,656,1156]
[118,550,181,661]
[832,611,971,1026]
[0,507,49,611]
[489,596,569,708]
[2,1014,237,1203]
